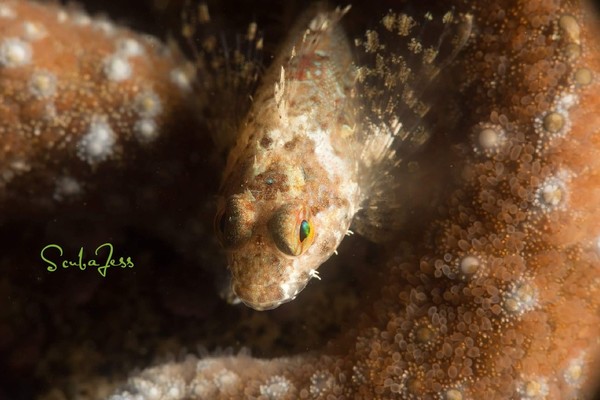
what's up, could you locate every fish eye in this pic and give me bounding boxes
[215,196,255,248]
[299,220,311,242]
[214,207,227,241]
[269,204,315,256]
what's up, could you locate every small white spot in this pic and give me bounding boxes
[516,376,549,399]
[170,68,192,91]
[352,363,368,385]
[557,93,578,109]
[534,92,577,151]
[504,282,538,315]
[54,176,82,201]
[259,375,292,399]
[23,21,47,41]
[564,353,585,387]
[117,38,145,58]
[92,18,116,35]
[72,12,92,26]
[189,378,216,398]
[541,183,561,205]
[445,388,464,400]
[134,119,159,144]
[534,172,571,212]
[212,369,239,389]
[0,5,16,19]
[0,38,32,67]
[77,117,117,165]
[129,374,186,400]
[166,386,182,399]
[460,255,480,275]
[56,10,68,23]
[134,90,163,117]
[473,123,506,156]
[10,160,31,173]
[310,370,336,397]
[29,70,57,99]
[103,55,132,82]
[1,159,30,183]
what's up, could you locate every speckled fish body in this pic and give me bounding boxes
[215,6,361,310]
[214,4,473,310]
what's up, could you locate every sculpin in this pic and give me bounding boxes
[188,3,472,310]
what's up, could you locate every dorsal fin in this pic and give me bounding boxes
[352,10,473,242]
[181,1,264,151]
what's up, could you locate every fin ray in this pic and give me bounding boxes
[353,10,472,242]
[181,1,264,151]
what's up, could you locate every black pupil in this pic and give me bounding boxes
[299,220,310,242]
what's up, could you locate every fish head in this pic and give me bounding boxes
[215,188,349,310]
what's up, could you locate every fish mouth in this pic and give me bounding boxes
[227,248,309,310]
[239,296,292,311]
[231,279,308,311]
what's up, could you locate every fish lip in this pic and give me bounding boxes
[231,281,299,311]
[227,250,310,310]
[239,298,287,311]
[236,288,299,310]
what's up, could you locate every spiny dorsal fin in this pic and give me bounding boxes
[265,4,352,122]
[181,1,264,151]
[352,10,473,242]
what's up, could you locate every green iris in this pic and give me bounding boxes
[299,220,311,242]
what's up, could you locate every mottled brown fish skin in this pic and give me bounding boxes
[216,6,361,310]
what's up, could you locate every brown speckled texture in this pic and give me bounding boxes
[1,1,600,399]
